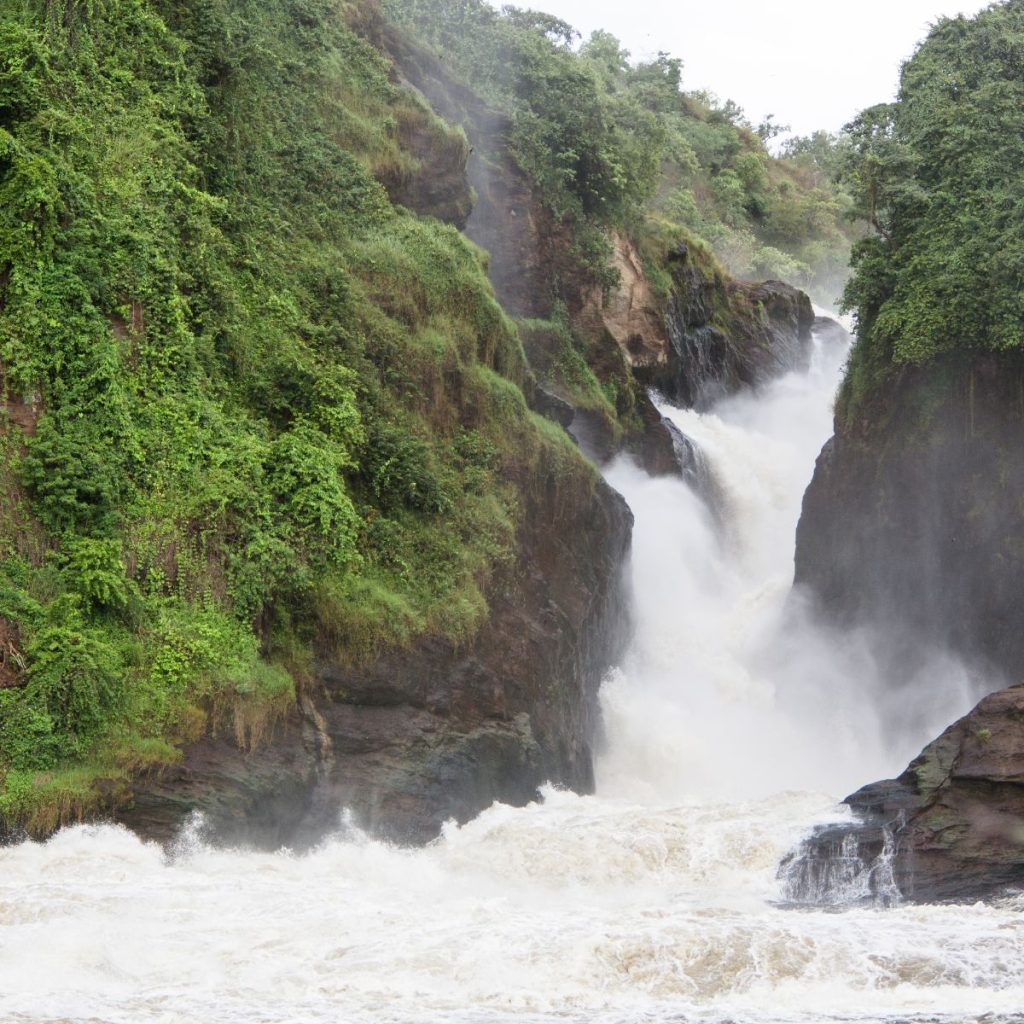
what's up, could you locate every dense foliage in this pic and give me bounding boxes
[384,0,859,306]
[839,0,1024,415]
[0,0,593,829]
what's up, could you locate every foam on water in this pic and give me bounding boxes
[1,324,1018,1024]
[3,804,1024,1024]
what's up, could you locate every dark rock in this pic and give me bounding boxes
[307,469,632,844]
[625,391,713,496]
[781,685,1024,904]
[639,247,815,409]
[791,350,1024,902]
[566,407,619,465]
[796,351,1024,682]
[812,315,850,348]
[116,717,321,849]
[627,390,678,477]
[379,111,475,230]
[120,470,633,848]
[530,384,575,428]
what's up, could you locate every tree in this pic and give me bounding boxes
[841,3,1024,363]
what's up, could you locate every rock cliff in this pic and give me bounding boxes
[2,4,820,850]
[791,352,1024,901]
[377,25,816,477]
[639,243,815,410]
[783,684,1024,904]
[796,352,1024,682]
[120,466,631,847]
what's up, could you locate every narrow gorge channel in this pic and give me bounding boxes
[2,326,1022,1024]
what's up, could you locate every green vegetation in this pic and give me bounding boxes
[384,0,859,307]
[838,0,1024,420]
[0,0,865,833]
[0,0,597,831]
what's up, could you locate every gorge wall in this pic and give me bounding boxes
[796,353,1024,683]
[790,353,1024,902]
[0,0,823,848]
[785,1,1024,903]
[121,464,631,847]
[101,23,817,848]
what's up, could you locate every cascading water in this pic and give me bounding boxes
[3,323,1023,1024]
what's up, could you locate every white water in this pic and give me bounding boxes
[2,331,1021,1024]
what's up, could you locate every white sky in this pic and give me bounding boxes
[521,0,992,137]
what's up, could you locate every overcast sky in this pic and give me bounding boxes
[521,0,993,137]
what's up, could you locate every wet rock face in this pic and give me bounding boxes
[641,246,815,410]
[796,352,1024,683]
[381,24,570,321]
[812,315,850,350]
[782,686,1024,904]
[791,350,1024,902]
[111,721,322,850]
[302,474,632,843]
[120,474,632,848]
[379,118,475,230]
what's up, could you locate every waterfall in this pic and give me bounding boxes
[779,818,904,908]
[2,321,1022,1024]
[599,326,979,807]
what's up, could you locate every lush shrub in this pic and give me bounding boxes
[840,3,1024,377]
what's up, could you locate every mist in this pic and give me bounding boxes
[597,328,993,804]
[4,327,1020,1024]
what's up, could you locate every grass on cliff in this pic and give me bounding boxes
[0,0,595,832]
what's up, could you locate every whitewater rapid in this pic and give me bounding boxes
[2,327,1021,1024]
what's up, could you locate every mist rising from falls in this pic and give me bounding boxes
[599,332,982,806]
[2,325,1021,1024]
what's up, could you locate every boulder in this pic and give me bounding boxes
[639,244,815,409]
[782,685,1024,904]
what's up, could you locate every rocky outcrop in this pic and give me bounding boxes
[791,348,1024,903]
[379,109,475,229]
[812,315,850,349]
[119,470,632,847]
[782,685,1024,904]
[639,243,815,409]
[595,235,667,371]
[796,352,1024,682]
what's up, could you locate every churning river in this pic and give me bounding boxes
[3,327,1024,1024]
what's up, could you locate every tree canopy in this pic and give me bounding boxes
[842,0,1024,366]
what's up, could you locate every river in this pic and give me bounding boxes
[2,326,1023,1024]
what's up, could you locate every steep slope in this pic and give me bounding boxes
[378,13,815,463]
[0,0,629,842]
[0,0,821,845]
